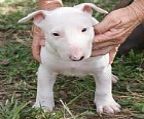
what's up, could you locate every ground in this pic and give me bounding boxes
[0,0,144,119]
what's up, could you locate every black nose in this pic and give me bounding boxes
[69,56,84,61]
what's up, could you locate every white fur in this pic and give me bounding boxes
[19,3,120,114]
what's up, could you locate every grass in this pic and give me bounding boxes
[0,0,144,118]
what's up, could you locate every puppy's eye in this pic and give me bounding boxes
[82,28,87,32]
[52,33,60,36]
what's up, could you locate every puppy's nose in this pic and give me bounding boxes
[69,55,84,61]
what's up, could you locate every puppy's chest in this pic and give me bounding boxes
[59,62,93,75]
[44,57,108,76]
[51,60,94,75]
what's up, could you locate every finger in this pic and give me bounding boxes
[91,45,118,57]
[94,28,124,43]
[38,0,63,10]
[94,14,121,34]
[32,25,44,62]
[32,47,41,62]
[32,38,41,62]
[92,40,118,50]
[109,45,119,64]
[94,33,112,43]
[40,39,45,46]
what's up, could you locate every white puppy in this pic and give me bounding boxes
[19,3,120,114]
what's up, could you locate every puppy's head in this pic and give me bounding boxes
[18,3,108,61]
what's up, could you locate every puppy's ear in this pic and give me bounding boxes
[18,10,48,27]
[74,3,108,15]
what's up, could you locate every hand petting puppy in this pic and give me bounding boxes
[92,0,144,63]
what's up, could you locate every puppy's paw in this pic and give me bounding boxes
[112,74,119,83]
[95,97,121,114]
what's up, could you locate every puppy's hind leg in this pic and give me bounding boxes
[33,64,56,112]
[112,74,119,83]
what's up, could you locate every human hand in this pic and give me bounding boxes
[32,26,45,62]
[32,0,62,62]
[92,5,143,63]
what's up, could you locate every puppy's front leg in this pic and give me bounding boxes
[94,65,120,114]
[33,64,56,112]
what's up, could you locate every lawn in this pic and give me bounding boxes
[0,0,144,119]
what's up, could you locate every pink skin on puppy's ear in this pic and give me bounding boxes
[83,5,93,15]
[18,10,48,27]
[34,12,45,23]
[74,3,108,15]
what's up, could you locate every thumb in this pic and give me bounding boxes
[109,45,119,64]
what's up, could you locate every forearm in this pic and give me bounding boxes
[38,0,63,10]
[129,0,144,23]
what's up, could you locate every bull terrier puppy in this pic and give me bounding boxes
[19,3,120,114]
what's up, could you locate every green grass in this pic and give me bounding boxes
[0,0,144,119]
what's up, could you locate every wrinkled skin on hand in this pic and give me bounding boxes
[92,3,143,63]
